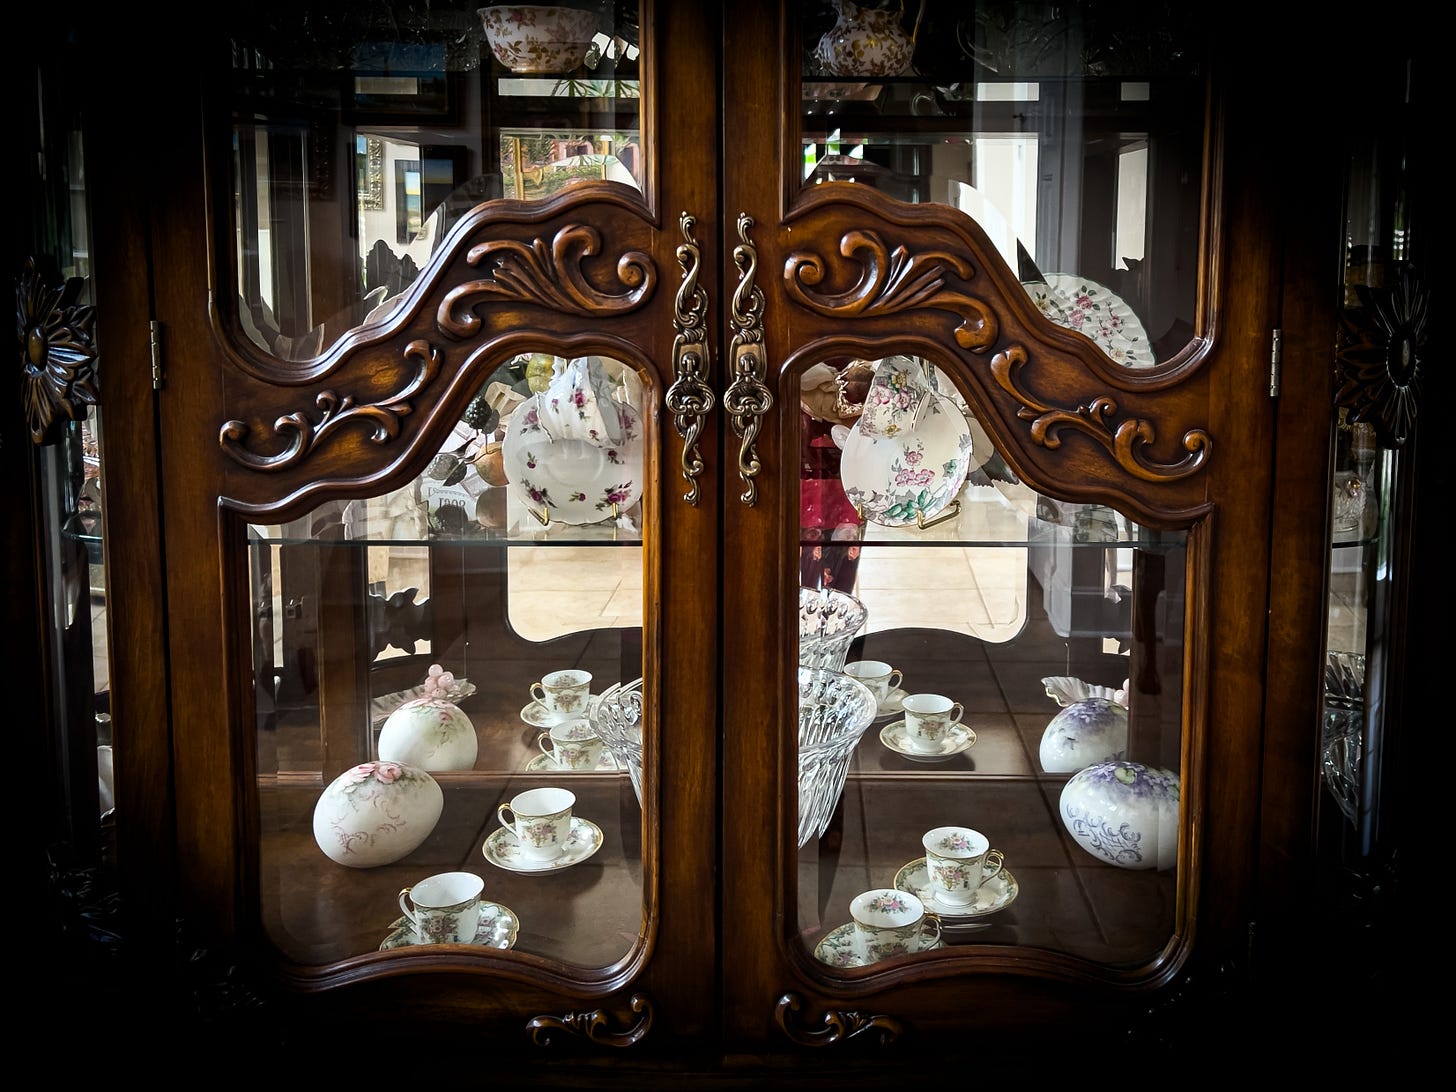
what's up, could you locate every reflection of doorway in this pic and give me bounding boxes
[391,146,467,246]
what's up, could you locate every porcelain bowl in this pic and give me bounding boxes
[479,6,598,73]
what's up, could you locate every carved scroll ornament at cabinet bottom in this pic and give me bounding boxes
[774,992,903,1048]
[526,992,653,1048]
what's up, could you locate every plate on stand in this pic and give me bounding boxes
[813,921,943,967]
[840,394,973,528]
[379,900,520,950]
[879,721,976,761]
[482,816,604,873]
[893,858,1019,926]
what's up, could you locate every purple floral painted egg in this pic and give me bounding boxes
[1059,760,1179,871]
[378,696,478,771]
[312,760,444,868]
[1038,697,1128,773]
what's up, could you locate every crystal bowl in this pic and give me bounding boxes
[797,667,877,847]
[591,677,644,807]
[798,586,868,672]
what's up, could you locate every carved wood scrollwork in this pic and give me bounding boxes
[17,257,99,447]
[440,223,656,337]
[785,230,998,351]
[526,992,653,1048]
[784,228,1210,484]
[773,992,902,1047]
[219,340,440,470]
[992,345,1209,482]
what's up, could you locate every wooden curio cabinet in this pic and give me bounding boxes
[24,0,1431,1079]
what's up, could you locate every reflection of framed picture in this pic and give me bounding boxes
[395,147,467,245]
[348,43,458,124]
[357,137,385,211]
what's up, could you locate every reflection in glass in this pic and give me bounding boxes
[228,3,643,362]
[799,0,1208,367]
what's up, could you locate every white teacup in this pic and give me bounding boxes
[849,888,941,962]
[497,786,575,859]
[530,669,593,722]
[539,721,606,770]
[843,660,903,703]
[397,871,485,944]
[922,826,1004,906]
[901,693,964,753]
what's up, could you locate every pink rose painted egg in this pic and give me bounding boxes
[312,760,444,869]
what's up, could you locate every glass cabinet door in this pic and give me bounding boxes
[721,0,1217,1038]
[218,1,675,979]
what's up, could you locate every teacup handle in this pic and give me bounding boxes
[496,803,516,830]
[886,668,903,692]
[980,849,1005,886]
[529,682,546,703]
[397,886,417,927]
[919,912,942,951]
[947,701,964,726]
[537,732,555,759]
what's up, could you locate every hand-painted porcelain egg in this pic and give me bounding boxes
[378,696,478,771]
[1059,760,1179,871]
[313,760,444,868]
[1038,696,1129,773]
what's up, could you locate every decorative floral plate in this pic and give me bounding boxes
[813,921,943,967]
[502,394,644,525]
[879,721,976,761]
[893,858,1019,924]
[1024,274,1154,368]
[840,394,973,527]
[379,900,520,950]
[482,816,604,873]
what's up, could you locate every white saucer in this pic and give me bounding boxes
[813,921,943,968]
[879,720,977,761]
[873,687,908,720]
[482,816,604,873]
[893,858,1019,925]
[520,695,599,729]
[379,900,520,950]
[525,750,619,774]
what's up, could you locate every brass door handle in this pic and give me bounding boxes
[666,212,715,506]
[723,213,773,506]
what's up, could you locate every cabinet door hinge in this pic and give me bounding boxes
[149,319,163,390]
[1268,328,1282,397]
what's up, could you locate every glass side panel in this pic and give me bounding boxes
[245,349,648,966]
[227,2,643,362]
[795,353,1184,969]
[799,0,1208,367]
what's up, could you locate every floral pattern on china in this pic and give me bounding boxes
[1023,274,1154,369]
[839,356,973,527]
[501,355,645,525]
